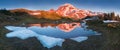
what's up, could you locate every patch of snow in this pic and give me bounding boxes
[6,29,37,39]
[37,35,64,48]
[84,18,93,20]
[5,26,100,48]
[103,20,119,23]
[70,37,88,42]
[5,26,65,48]
[5,26,27,31]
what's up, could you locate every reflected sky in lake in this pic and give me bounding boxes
[5,22,100,48]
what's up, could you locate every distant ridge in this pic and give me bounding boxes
[10,3,103,20]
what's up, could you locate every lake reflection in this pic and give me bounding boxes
[5,22,100,48]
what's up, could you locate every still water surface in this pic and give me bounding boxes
[5,22,100,48]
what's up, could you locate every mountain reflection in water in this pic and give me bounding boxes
[5,22,100,48]
[29,22,80,32]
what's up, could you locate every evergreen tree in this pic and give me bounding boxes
[0,8,12,15]
[111,12,115,20]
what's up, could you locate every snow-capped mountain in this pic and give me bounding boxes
[11,3,102,20]
[56,3,99,19]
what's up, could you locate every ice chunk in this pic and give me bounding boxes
[6,29,37,39]
[70,37,88,42]
[6,26,65,48]
[5,26,27,31]
[5,25,98,48]
[37,35,64,48]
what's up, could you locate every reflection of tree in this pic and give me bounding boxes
[28,23,58,27]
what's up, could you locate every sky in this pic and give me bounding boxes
[0,0,120,15]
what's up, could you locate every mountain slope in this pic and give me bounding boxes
[10,3,102,20]
[56,3,99,20]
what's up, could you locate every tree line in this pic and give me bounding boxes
[98,12,120,21]
[0,8,120,23]
[0,8,31,22]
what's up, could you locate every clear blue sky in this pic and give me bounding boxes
[0,0,119,15]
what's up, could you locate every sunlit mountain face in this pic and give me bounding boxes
[9,3,103,20]
[55,3,101,20]
[35,4,102,19]
[5,22,100,48]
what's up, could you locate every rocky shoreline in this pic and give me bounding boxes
[86,20,120,50]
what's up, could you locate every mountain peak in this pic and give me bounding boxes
[56,3,101,20]
[61,3,77,10]
[56,3,78,16]
[62,3,75,7]
[63,3,72,5]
